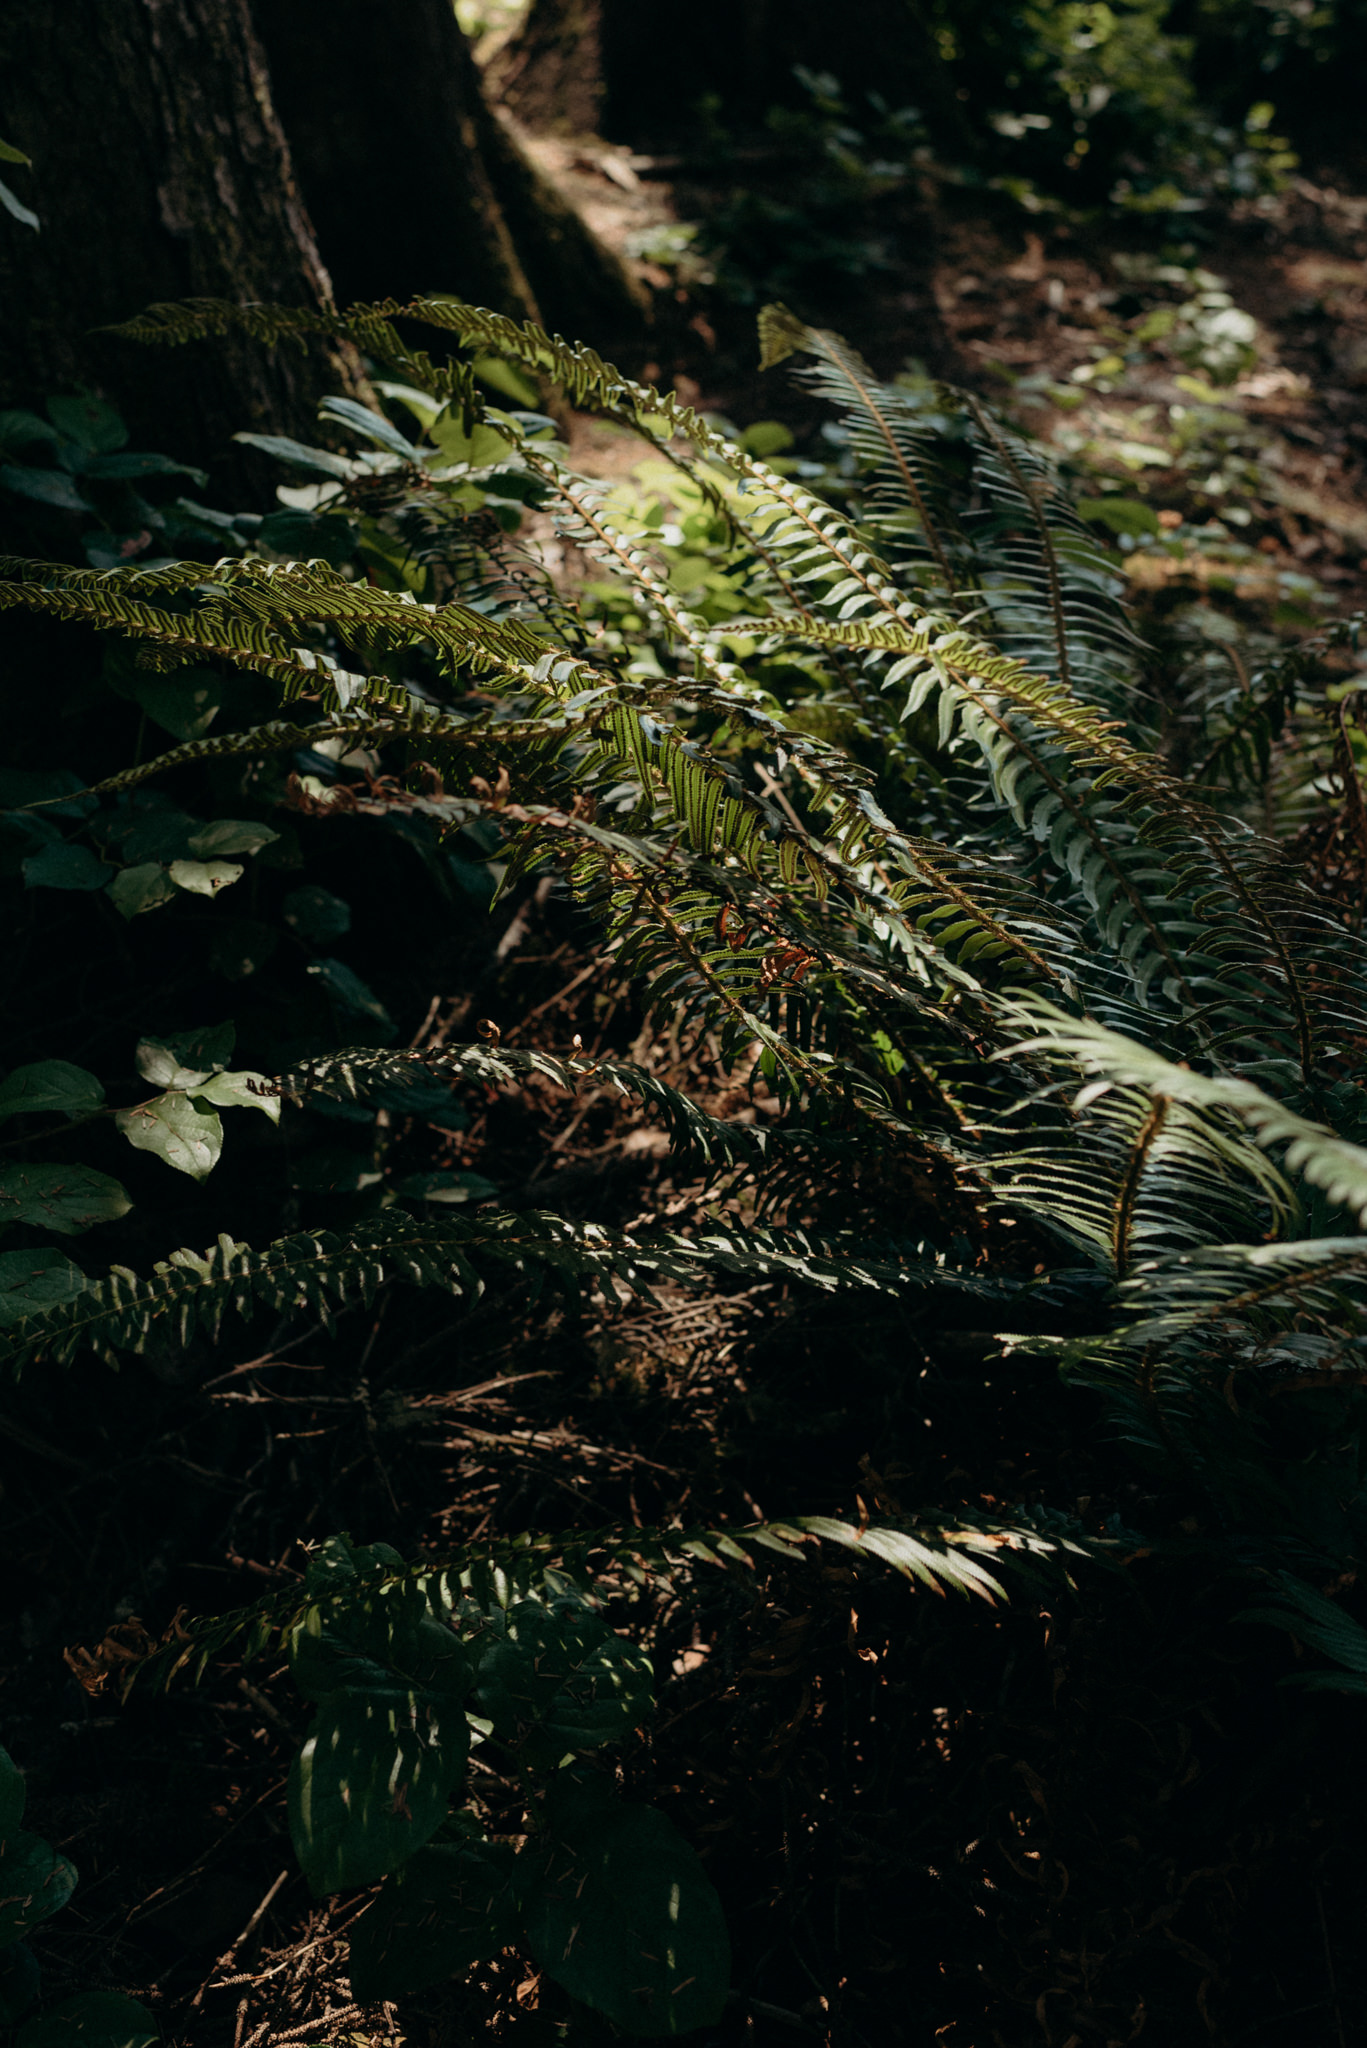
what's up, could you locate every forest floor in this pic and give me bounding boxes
[7,106,1367,2048]
[521,119,1367,626]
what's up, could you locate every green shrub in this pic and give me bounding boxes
[3,292,1367,2027]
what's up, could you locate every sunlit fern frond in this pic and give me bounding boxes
[991,1081,1292,1277]
[1001,1003,1367,1223]
[109,1502,1094,1703]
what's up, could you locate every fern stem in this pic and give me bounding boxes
[813,339,958,596]
[1110,1094,1168,1278]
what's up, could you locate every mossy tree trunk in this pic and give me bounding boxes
[0,0,349,490]
[252,0,645,344]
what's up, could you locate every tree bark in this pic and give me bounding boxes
[0,0,348,493]
[493,0,958,149]
[0,0,645,506]
[487,0,608,138]
[254,0,646,345]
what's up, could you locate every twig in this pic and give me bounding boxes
[503,952,604,1039]
[231,1867,291,1955]
[238,1677,293,1739]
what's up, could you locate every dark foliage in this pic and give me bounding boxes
[1,274,1366,2044]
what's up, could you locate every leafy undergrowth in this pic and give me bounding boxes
[4,260,1367,2048]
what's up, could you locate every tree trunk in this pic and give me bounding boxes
[487,0,608,138]
[0,0,349,494]
[254,0,646,346]
[492,0,961,150]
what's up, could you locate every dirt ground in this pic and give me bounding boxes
[521,123,1367,629]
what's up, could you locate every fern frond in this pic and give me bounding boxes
[1240,1573,1367,1692]
[756,305,1142,711]
[779,324,962,596]
[745,609,1367,1061]
[1004,1005,1367,1223]
[271,1040,870,1209]
[0,555,557,706]
[992,1081,1293,1276]
[0,1209,928,1378]
[113,1505,1091,1700]
[28,707,483,803]
[1116,1236,1367,1342]
[274,1041,772,1169]
[1190,613,1365,796]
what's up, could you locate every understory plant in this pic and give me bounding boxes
[3,290,1367,2035]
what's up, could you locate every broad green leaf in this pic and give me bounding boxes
[288,1584,474,1894]
[308,959,396,1037]
[17,1990,158,2048]
[0,1250,88,1328]
[291,1580,472,1705]
[371,1077,466,1131]
[0,768,91,817]
[107,864,175,919]
[0,1832,77,1948]
[523,1796,729,2037]
[0,466,89,511]
[11,811,73,852]
[447,851,495,903]
[102,808,200,865]
[395,1170,497,1205]
[4,816,63,858]
[46,395,128,454]
[470,1599,654,1767]
[257,509,359,565]
[301,1533,403,1595]
[168,858,243,897]
[740,419,795,457]
[232,431,354,478]
[78,450,205,484]
[0,182,38,231]
[347,1838,521,2002]
[115,1094,223,1180]
[317,396,420,460]
[1076,496,1160,538]
[282,885,351,943]
[81,531,156,571]
[111,668,222,742]
[0,411,57,450]
[289,1694,470,1895]
[135,1025,235,1089]
[0,1165,131,1236]
[0,140,32,166]
[288,1148,382,1194]
[22,842,111,891]
[185,819,279,860]
[372,378,444,427]
[428,416,513,470]
[191,1070,281,1123]
[0,1062,104,1125]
